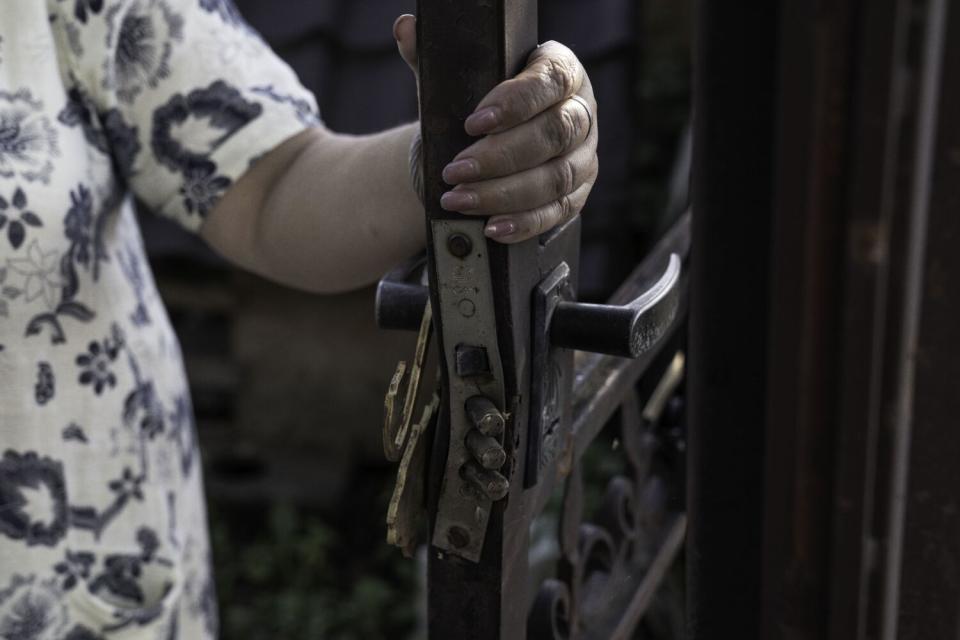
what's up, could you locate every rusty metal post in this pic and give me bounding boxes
[409,4,688,637]
[892,2,959,636]
[690,0,960,638]
[687,1,778,638]
[759,1,956,638]
[417,2,540,638]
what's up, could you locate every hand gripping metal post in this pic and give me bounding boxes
[376,0,684,563]
[376,1,683,636]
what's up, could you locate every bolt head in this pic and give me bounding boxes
[481,413,504,434]
[447,525,470,549]
[447,233,473,258]
[481,448,506,470]
[457,298,477,317]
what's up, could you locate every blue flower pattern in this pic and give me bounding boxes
[0,90,60,185]
[62,0,106,25]
[198,0,248,28]
[0,187,43,251]
[75,326,123,395]
[1,0,317,638]
[35,362,56,405]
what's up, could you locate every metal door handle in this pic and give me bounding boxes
[375,253,428,331]
[376,252,682,360]
[550,253,682,358]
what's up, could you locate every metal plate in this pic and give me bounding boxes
[430,219,507,562]
[526,262,574,487]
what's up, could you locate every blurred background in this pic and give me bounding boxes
[139,1,692,637]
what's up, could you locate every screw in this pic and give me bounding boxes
[447,525,470,549]
[465,395,505,437]
[461,462,510,501]
[466,430,507,469]
[447,233,473,258]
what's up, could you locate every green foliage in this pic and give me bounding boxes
[210,500,417,640]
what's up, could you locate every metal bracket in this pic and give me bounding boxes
[526,262,574,488]
[430,219,508,562]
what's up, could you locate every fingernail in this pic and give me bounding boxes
[485,220,517,239]
[465,107,501,135]
[443,159,479,184]
[441,189,478,211]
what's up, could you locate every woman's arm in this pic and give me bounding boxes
[200,123,424,294]
[200,19,598,294]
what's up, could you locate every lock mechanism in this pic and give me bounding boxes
[376,247,683,559]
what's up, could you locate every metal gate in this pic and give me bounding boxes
[689,1,960,638]
[375,0,960,638]
[376,2,687,638]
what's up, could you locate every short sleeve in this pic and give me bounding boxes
[54,0,320,233]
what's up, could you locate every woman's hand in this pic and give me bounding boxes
[203,16,598,294]
[394,15,599,244]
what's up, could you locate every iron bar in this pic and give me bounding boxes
[570,212,689,465]
[687,1,779,637]
[893,2,959,636]
[593,515,687,640]
[418,0,539,637]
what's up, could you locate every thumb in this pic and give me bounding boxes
[393,14,418,77]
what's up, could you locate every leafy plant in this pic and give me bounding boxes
[211,491,417,640]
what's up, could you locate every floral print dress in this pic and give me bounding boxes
[0,1,318,637]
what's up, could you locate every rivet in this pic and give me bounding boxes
[447,232,473,258]
[447,525,470,549]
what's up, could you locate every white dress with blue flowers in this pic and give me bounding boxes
[0,1,318,637]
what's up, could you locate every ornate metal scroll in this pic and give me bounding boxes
[528,353,687,640]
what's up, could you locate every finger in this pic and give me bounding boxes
[465,41,586,137]
[484,177,595,244]
[393,14,417,75]
[443,95,594,185]
[440,140,597,216]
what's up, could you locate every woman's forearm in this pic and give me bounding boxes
[202,123,425,293]
[202,37,599,294]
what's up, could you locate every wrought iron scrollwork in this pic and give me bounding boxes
[528,354,686,640]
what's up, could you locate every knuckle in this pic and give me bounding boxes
[479,136,516,174]
[504,75,547,120]
[568,101,590,139]
[493,142,520,174]
[552,157,576,197]
[589,153,600,182]
[542,57,577,98]
[559,195,572,220]
[532,207,551,235]
[513,82,545,120]
[543,107,577,154]
[492,184,512,210]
